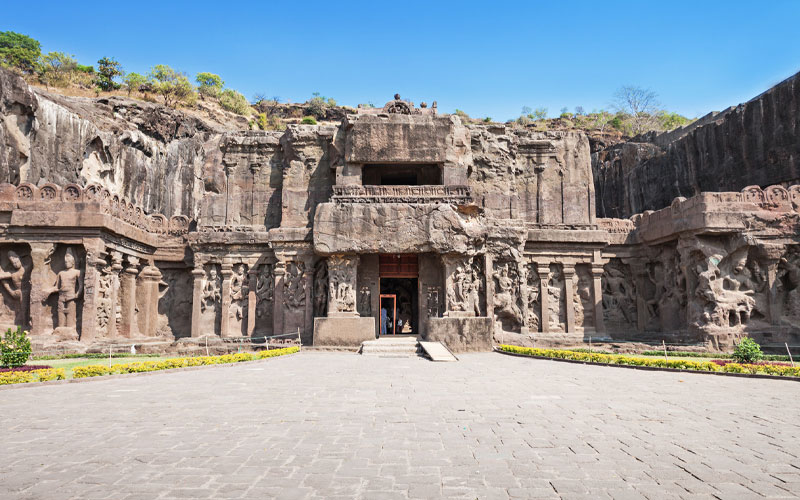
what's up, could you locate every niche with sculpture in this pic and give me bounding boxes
[157,268,193,339]
[546,264,566,332]
[44,245,85,340]
[254,263,275,335]
[493,260,524,332]
[525,263,541,332]
[572,264,593,331]
[200,263,222,336]
[445,255,485,316]
[229,263,249,336]
[0,245,31,331]
[601,259,636,332]
[312,260,327,317]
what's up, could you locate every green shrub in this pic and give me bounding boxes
[301,116,317,125]
[218,88,250,115]
[733,337,763,364]
[1,326,31,367]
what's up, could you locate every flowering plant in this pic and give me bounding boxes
[0,326,32,367]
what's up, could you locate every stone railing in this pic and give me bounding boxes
[0,182,192,236]
[331,185,472,204]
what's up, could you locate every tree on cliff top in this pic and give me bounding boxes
[0,31,41,74]
[39,52,78,88]
[148,65,195,107]
[196,72,224,98]
[613,85,660,135]
[96,57,123,91]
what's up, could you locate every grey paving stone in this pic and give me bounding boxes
[0,352,798,499]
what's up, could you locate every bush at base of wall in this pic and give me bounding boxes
[0,368,66,385]
[73,347,300,379]
[498,345,800,378]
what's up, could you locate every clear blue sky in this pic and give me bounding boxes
[4,0,799,121]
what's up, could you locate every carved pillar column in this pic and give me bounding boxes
[79,241,106,343]
[29,243,55,337]
[119,256,139,338]
[519,261,531,335]
[630,261,648,332]
[108,251,122,339]
[485,254,494,319]
[219,261,233,338]
[562,264,576,334]
[272,259,286,336]
[536,262,550,333]
[247,266,258,337]
[190,263,205,338]
[303,256,314,342]
[138,260,162,337]
[590,265,605,334]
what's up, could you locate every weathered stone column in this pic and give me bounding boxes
[327,254,359,317]
[536,262,550,333]
[247,266,258,337]
[190,264,205,338]
[29,243,55,337]
[519,261,531,335]
[79,241,106,343]
[629,261,648,332]
[272,259,286,336]
[562,264,576,333]
[219,262,233,338]
[119,256,139,338]
[590,264,605,334]
[138,261,162,337]
[484,254,494,319]
[108,251,123,339]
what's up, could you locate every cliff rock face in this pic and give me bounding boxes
[594,71,800,218]
[0,67,235,218]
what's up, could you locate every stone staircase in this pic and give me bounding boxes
[359,337,422,357]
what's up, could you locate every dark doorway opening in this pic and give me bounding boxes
[379,278,418,335]
[363,164,442,186]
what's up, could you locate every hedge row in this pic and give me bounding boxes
[73,347,300,379]
[498,345,800,378]
[0,368,66,385]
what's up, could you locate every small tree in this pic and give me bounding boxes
[0,326,31,367]
[733,337,763,364]
[529,107,548,120]
[613,85,661,135]
[39,51,78,88]
[96,57,123,91]
[0,31,41,74]
[148,65,195,108]
[122,72,147,96]
[196,72,224,99]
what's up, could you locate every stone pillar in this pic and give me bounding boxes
[29,243,55,337]
[303,256,314,341]
[219,262,233,338]
[327,254,359,318]
[108,251,123,339]
[590,265,605,334]
[519,261,531,335]
[119,256,139,338]
[562,265,576,333]
[190,264,205,338]
[79,241,106,343]
[138,261,162,337]
[484,254,494,319]
[272,259,286,336]
[247,266,258,337]
[630,262,648,332]
[536,262,550,333]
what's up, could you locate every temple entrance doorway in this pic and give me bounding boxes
[378,254,419,336]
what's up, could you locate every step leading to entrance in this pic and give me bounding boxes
[359,337,421,357]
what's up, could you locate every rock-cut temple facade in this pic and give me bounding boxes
[2,94,800,353]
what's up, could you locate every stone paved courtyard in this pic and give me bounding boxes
[1,352,799,500]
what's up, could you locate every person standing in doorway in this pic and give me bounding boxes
[380,306,388,337]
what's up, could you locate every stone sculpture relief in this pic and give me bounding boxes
[157,269,192,339]
[547,264,565,331]
[779,247,800,327]
[96,264,114,332]
[327,255,357,314]
[358,286,372,316]
[0,249,30,328]
[45,247,83,340]
[446,256,483,316]
[493,261,523,331]
[426,287,440,318]
[602,259,636,331]
[312,260,327,317]
[525,264,541,331]
[201,266,221,314]
[284,261,306,311]
[573,265,593,329]
[229,264,248,335]
[255,264,275,322]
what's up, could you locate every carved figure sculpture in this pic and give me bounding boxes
[493,262,523,329]
[469,258,483,317]
[602,261,636,329]
[525,264,540,331]
[358,286,372,316]
[573,267,593,329]
[447,263,470,312]
[96,265,113,330]
[45,248,83,335]
[256,264,274,319]
[201,267,221,313]
[426,287,440,318]
[327,256,356,314]
[229,264,248,325]
[0,250,28,326]
[312,260,327,317]
[547,265,565,331]
[284,261,306,310]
